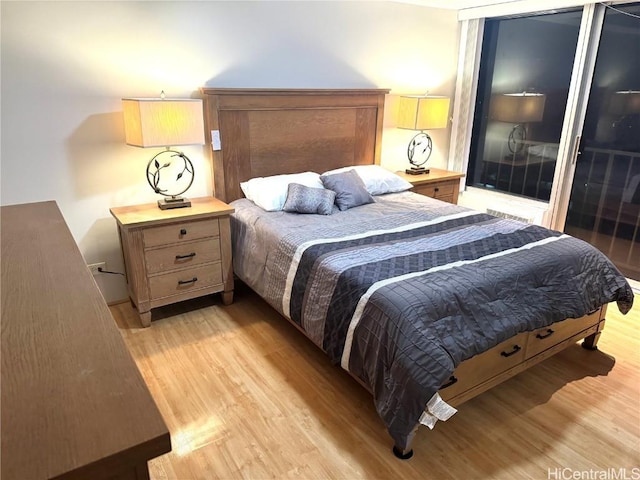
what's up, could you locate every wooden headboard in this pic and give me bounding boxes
[200,88,390,202]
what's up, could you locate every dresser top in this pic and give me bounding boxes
[1,201,171,479]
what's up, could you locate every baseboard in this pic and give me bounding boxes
[107,298,131,306]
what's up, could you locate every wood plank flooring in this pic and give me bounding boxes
[111,285,639,479]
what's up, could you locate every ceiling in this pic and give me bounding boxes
[396,0,519,9]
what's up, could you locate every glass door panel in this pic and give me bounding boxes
[467,10,582,201]
[564,3,640,281]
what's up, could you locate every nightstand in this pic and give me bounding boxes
[395,168,465,204]
[110,197,234,327]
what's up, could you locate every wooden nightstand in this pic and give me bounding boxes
[395,168,465,204]
[110,197,234,327]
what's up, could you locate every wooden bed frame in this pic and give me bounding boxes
[200,87,607,457]
[201,88,388,202]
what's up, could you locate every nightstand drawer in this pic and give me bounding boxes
[145,238,221,274]
[435,194,454,204]
[412,181,456,199]
[149,263,223,300]
[143,219,219,248]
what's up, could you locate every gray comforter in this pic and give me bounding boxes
[230,192,634,450]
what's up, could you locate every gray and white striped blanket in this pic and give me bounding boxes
[231,192,634,450]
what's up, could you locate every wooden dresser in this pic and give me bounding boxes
[395,168,465,204]
[110,197,234,327]
[1,201,171,480]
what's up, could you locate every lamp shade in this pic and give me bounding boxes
[490,92,546,123]
[608,90,640,115]
[122,98,205,148]
[397,95,450,130]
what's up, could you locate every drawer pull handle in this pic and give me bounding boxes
[500,345,521,358]
[441,375,458,389]
[178,277,198,285]
[180,228,187,235]
[536,329,555,340]
[175,252,196,260]
[434,187,439,192]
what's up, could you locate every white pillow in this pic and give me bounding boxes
[240,172,324,211]
[321,165,412,196]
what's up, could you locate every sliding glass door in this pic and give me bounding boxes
[563,3,640,281]
[465,2,639,281]
[467,11,582,202]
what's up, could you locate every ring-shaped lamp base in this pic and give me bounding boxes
[405,132,433,175]
[146,149,195,210]
[507,124,527,155]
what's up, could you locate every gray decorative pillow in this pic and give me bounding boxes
[320,169,374,211]
[282,183,336,215]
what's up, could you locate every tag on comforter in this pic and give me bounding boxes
[419,392,458,429]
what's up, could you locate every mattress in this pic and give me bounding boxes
[230,191,634,449]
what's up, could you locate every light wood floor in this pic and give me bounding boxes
[111,285,640,480]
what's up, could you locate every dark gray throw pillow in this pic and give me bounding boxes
[320,169,374,211]
[282,183,336,215]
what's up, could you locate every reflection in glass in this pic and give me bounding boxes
[490,92,546,154]
[467,11,582,201]
[564,3,640,281]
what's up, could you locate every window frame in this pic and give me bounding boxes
[449,1,612,230]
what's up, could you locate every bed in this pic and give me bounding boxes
[200,88,634,457]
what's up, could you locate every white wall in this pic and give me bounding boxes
[1,1,459,303]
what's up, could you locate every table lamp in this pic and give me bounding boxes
[608,90,640,147]
[122,93,205,209]
[397,95,450,175]
[490,92,546,155]
[608,90,640,115]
